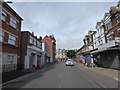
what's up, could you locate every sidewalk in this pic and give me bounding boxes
[2,62,56,83]
[75,62,119,88]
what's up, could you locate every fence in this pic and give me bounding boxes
[2,64,17,72]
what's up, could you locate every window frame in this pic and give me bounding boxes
[106,20,112,30]
[10,16,17,28]
[7,55,14,65]
[1,9,7,21]
[8,34,16,45]
[30,36,33,44]
[0,30,5,42]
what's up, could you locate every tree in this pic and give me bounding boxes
[67,50,76,59]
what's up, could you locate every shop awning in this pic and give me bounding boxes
[91,47,120,54]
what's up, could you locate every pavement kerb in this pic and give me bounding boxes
[0,66,47,87]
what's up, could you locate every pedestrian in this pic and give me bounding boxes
[36,60,40,69]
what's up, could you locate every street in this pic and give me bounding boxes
[2,62,102,88]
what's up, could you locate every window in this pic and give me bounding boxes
[33,38,36,45]
[10,16,17,28]
[8,55,14,65]
[37,41,41,48]
[30,36,33,44]
[8,35,16,45]
[1,9,7,21]
[0,30,5,42]
[107,35,114,42]
[106,21,112,30]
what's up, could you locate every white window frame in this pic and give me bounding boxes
[10,16,17,28]
[0,30,5,42]
[7,55,14,65]
[1,9,7,21]
[30,36,33,44]
[8,34,16,45]
[106,20,112,30]
[33,38,36,45]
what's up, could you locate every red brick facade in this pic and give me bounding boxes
[1,2,23,70]
[42,35,56,62]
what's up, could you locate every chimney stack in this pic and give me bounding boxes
[32,32,34,35]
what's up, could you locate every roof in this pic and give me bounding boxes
[3,2,23,20]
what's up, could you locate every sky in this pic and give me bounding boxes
[8,1,118,50]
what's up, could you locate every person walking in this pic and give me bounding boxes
[36,60,40,69]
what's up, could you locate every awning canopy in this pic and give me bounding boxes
[91,47,120,54]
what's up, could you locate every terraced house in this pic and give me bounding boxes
[0,2,23,72]
[20,31,42,69]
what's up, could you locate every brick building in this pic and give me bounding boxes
[91,2,120,69]
[42,35,56,62]
[20,31,42,69]
[76,1,120,69]
[0,2,23,72]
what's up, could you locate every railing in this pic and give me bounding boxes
[2,64,17,72]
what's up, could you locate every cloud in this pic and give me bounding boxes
[9,2,117,49]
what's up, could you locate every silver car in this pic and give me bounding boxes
[66,60,74,66]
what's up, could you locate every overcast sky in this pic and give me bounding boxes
[9,1,118,50]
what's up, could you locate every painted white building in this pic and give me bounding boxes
[92,30,98,50]
[56,49,67,58]
[95,21,106,49]
[42,42,50,65]
[24,45,42,69]
[21,31,42,69]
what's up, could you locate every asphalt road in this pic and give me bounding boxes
[2,61,102,88]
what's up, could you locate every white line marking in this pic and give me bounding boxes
[58,73,62,88]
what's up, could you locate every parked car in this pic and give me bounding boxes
[66,59,74,66]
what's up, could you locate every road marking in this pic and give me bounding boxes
[58,73,62,88]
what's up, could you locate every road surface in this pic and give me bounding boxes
[2,61,102,88]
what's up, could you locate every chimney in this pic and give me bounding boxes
[32,32,34,35]
[39,36,42,40]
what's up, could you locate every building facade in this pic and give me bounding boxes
[0,2,23,72]
[42,35,56,62]
[20,31,42,69]
[91,3,120,69]
[56,49,68,61]
[77,1,120,69]
[42,42,50,65]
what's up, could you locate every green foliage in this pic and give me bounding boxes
[67,50,76,59]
